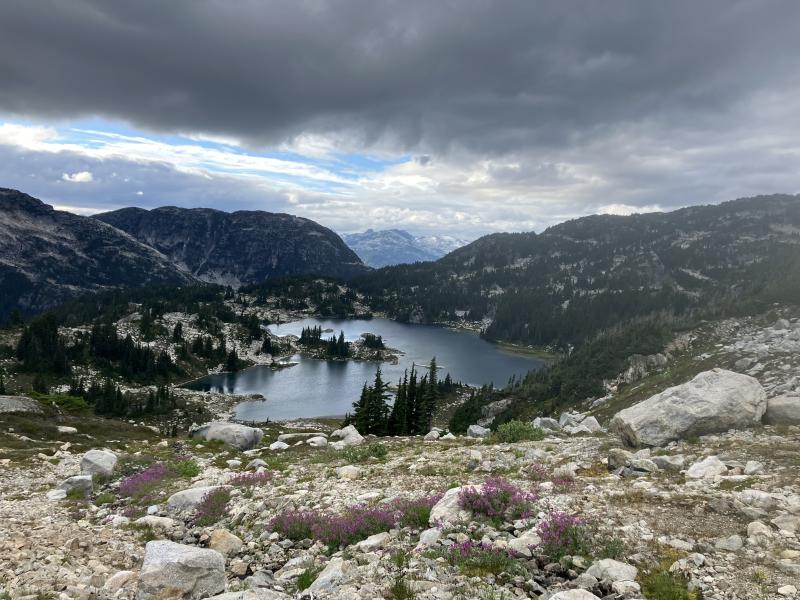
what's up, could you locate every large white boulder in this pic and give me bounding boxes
[686,455,728,479]
[329,425,364,446]
[137,540,226,599]
[609,369,766,446]
[466,424,490,438]
[167,486,226,513]
[81,449,118,478]
[191,422,264,450]
[764,395,800,425]
[428,486,472,525]
[585,558,638,582]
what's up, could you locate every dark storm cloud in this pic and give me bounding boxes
[2,0,799,155]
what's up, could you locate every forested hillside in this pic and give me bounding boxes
[355,194,800,347]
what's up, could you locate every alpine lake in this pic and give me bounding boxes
[184,317,544,421]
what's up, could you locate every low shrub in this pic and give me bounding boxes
[119,463,173,499]
[167,457,201,478]
[312,505,397,547]
[551,473,577,493]
[95,492,116,506]
[341,443,388,463]
[640,570,697,600]
[191,488,231,527]
[536,511,590,559]
[229,471,273,487]
[392,494,443,529]
[493,421,545,443]
[443,540,518,576]
[458,477,537,523]
[269,510,318,541]
[524,463,549,482]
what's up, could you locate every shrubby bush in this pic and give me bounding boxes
[493,420,545,443]
[458,477,537,523]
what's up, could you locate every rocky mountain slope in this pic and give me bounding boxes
[96,206,369,286]
[342,229,468,268]
[356,194,800,346]
[0,188,193,320]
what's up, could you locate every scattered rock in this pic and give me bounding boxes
[306,436,328,448]
[307,557,350,594]
[269,441,289,451]
[57,425,78,434]
[58,475,93,495]
[686,456,728,479]
[209,529,243,556]
[424,430,440,441]
[336,465,361,480]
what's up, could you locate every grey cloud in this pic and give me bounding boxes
[1,1,799,156]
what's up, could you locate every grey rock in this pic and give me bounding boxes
[137,540,225,599]
[191,422,264,450]
[764,395,800,425]
[585,558,638,582]
[532,416,561,431]
[0,395,42,414]
[610,369,766,446]
[80,449,117,478]
[58,475,93,495]
[466,424,490,438]
[714,535,743,551]
[686,456,727,479]
[651,454,685,471]
[429,486,472,525]
[307,557,350,593]
[167,486,226,513]
[269,441,289,451]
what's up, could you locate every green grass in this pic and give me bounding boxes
[94,492,116,506]
[296,565,324,591]
[640,570,698,600]
[341,442,388,463]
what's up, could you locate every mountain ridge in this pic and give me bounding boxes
[96,205,369,286]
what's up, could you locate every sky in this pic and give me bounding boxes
[1,1,800,238]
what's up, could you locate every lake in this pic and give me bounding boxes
[185,317,543,421]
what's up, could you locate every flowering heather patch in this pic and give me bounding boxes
[228,471,272,487]
[312,505,397,547]
[458,477,538,523]
[443,540,518,576]
[551,473,577,493]
[524,463,549,482]
[191,488,231,527]
[119,463,174,498]
[269,492,444,548]
[536,511,590,559]
[390,493,444,529]
[269,510,318,541]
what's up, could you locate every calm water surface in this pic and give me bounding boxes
[185,318,542,421]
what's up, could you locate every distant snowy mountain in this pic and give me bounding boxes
[342,229,469,268]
